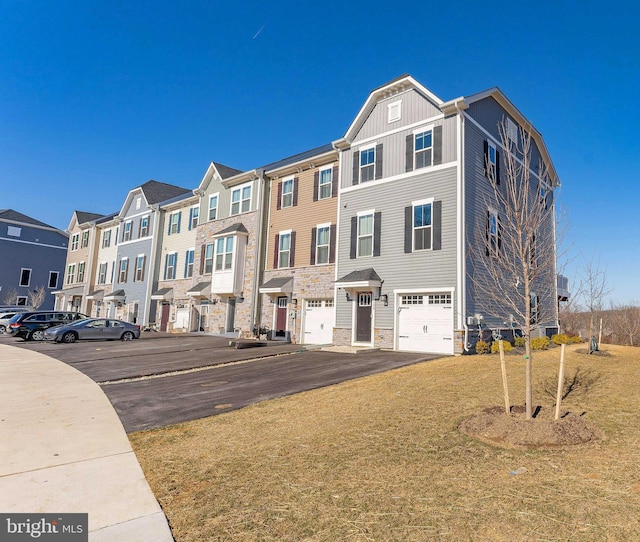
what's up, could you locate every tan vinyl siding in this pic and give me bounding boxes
[267,161,339,270]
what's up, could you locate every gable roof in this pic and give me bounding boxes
[0,209,54,228]
[75,211,105,225]
[139,180,191,205]
[262,143,335,174]
[212,162,243,180]
[195,162,245,194]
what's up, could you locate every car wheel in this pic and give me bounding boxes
[29,329,46,341]
[61,332,77,344]
[121,331,135,341]
[0,325,5,334]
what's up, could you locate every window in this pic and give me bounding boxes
[77,262,86,282]
[19,268,31,287]
[487,210,500,256]
[507,118,518,143]
[139,216,149,237]
[48,271,59,289]
[413,202,432,251]
[315,225,330,265]
[318,168,332,200]
[359,147,375,183]
[66,264,76,285]
[528,233,537,268]
[414,130,433,169]
[203,243,214,274]
[71,234,79,251]
[81,230,90,248]
[184,249,194,278]
[123,221,133,242]
[97,263,108,285]
[134,255,146,281]
[102,229,111,248]
[7,226,21,237]
[231,184,251,215]
[136,197,142,210]
[388,100,402,123]
[428,293,452,304]
[401,295,424,305]
[164,253,177,280]
[188,206,199,230]
[215,236,234,271]
[278,232,292,268]
[168,212,181,235]
[530,293,540,324]
[484,140,500,184]
[208,194,219,221]
[118,258,128,283]
[357,214,374,257]
[17,296,27,306]
[281,178,294,208]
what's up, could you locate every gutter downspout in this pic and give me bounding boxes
[251,169,267,334]
[144,204,161,327]
[455,102,470,353]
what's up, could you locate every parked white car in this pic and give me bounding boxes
[0,310,29,334]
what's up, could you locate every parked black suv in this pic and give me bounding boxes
[7,311,88,341]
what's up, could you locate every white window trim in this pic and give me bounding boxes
[281,176,295,208]
[318,166,333,200]
[140,215,150,237]
[208,193,219,221]
[19,268,32,287]
[411,198,434,252]
[166,252,177,280]
[77,261,86,282]
[185,248,195,278]
[230,182,252,216]
[48,271,59,289]
[315,222,331,265]
[123,220,133,242]
[278,229,292,269]
[71,233,79,251]
[135,254,146,281]
[189,205,199,229]
[356,209,375,258]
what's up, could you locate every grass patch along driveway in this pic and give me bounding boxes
[130,344,640,541]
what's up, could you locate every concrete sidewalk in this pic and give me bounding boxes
[0,344,173,541]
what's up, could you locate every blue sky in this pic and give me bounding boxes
[1,0,638,304]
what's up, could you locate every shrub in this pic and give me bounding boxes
[514,336,526,347]
[552,333,570,345]
[475,340,490,354]
[530,336,550,350]
[568,335,583,344]
[491,340,513,354]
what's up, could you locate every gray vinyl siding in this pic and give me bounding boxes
[466,97,543,172]
[464,112,557,329]
[353,89,443,143]
[336,166,458,329]
[343,115,457,189]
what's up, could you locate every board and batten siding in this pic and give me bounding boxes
[343,115,457,190]
[352,89,444,143]
[336,166,458,330]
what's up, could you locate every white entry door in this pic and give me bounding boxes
[397,293,453,354]
[174,308,189,331]
[303,299,335,344]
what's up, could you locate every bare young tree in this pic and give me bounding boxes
[468,118,558,420]
[2,288,19,305]
[576,257,611,351]
[28,285,47,310]
[609,302,640,346]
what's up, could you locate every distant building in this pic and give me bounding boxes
[0,209,68,310]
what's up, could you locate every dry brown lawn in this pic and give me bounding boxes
[130,344,640,541]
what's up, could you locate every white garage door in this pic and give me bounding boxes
[174,308,190,331]
[397,293,453,354]
[303,299,335,344]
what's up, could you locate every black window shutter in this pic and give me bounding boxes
[433,201,442,250]
[273,234,280,268]
[164,255,168,280]
[433,126,443,165]
[405,134,414,172]
[495,150,501,185]
[310,227,317,265]
[329,224,336,263]
[483,140,489,178]
[290,231,296,267]
[373,211,382,256]
[200,245,205,273]
[276,182,283,210]
[292,177,299,207]
[313,172,319,202]
[404,206,413,253]
[350,217,357,259]
[352,151,360,185]
[374,143,383,180]
[485,212,490,257]
[332,165,339,197]
[497,216,503,253]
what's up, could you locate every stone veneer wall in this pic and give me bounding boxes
[192,211,259,337]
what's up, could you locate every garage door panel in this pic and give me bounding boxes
[303,299,335,344]
[397,294,453,354]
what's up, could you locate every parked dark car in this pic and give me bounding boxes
[44,318,140,343]
[7,311,88,341]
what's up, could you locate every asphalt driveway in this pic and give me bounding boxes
[2,333,440,433]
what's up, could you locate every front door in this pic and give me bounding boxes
[275,296,288,337]
[160,303,170,331]
[355,292,372,343]
[226,298,236,333]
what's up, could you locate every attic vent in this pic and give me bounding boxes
[506,118,518,143]
[136,197,141,210]
[388,100,402,123]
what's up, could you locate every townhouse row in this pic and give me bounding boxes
[54,75,563,354]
